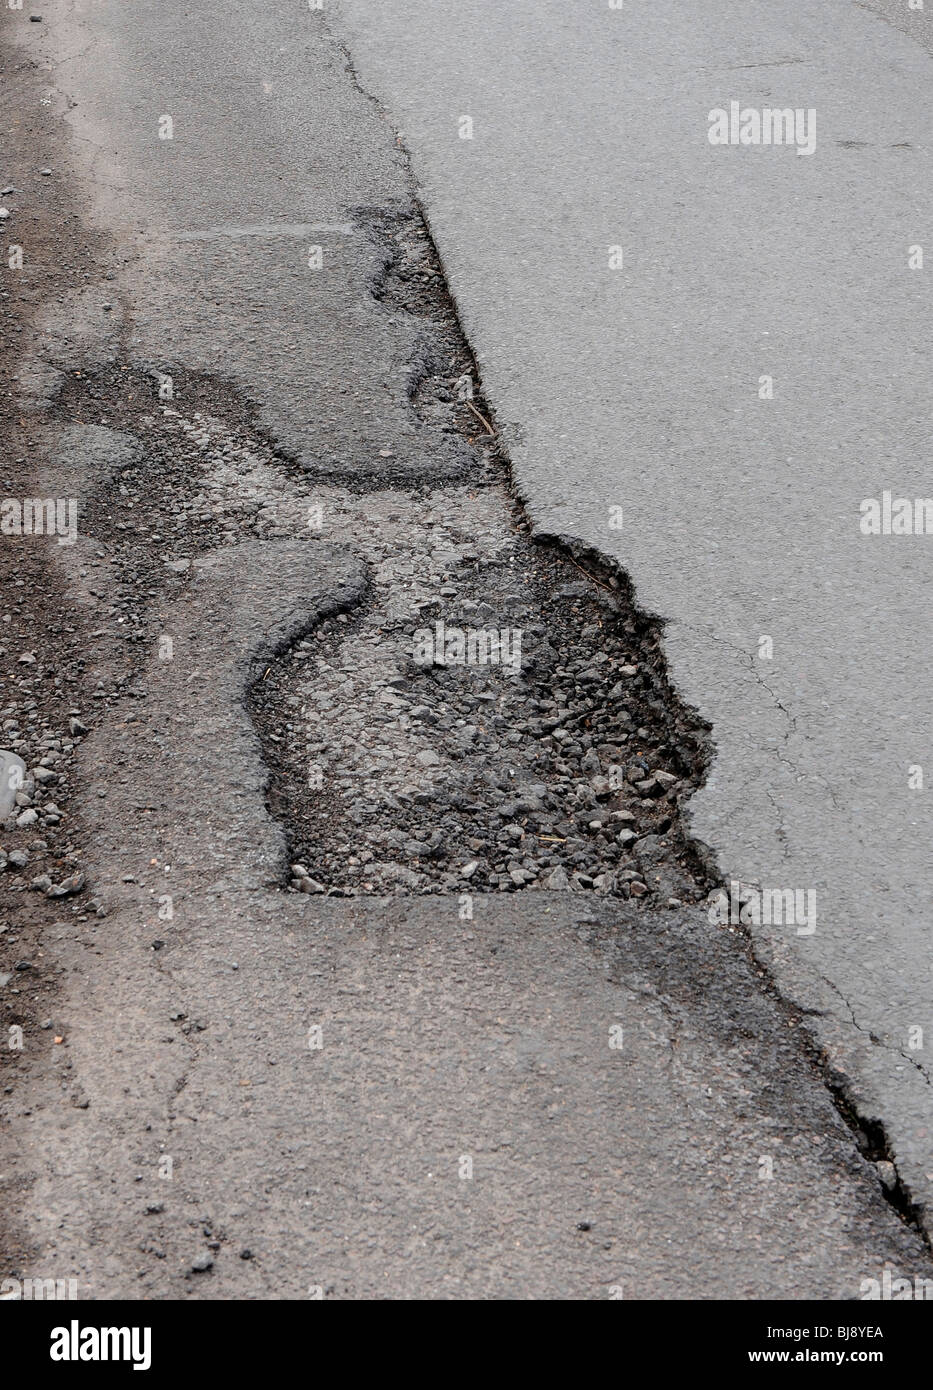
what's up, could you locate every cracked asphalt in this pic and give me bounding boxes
[1,0,931,1302]
[332,0,933,1237]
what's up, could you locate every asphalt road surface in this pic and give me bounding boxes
[0,0,930,1302]
[333,0,933,1234]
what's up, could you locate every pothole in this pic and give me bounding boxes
[36,203,716,906]
[49,366,714,905]
[245,205,715,899]
[250,517,714,900]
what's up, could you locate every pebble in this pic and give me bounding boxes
[294,875,325,894]
[47,871,85,898]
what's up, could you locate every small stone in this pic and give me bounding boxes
[616,829,636,846]
[0,209,10,221]
[15,808,38,828]
[68,717,88,736]
[296,876,326,894]
[404,839,431,859]
[29,874,52,893]
[46,871,85,898]
[876,1160,897,1192]
[546,865,570,890]
[190,1254,214,1273]
[629,880,649,897]
[14,960,33,972]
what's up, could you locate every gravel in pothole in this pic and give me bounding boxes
[249,528,712,903]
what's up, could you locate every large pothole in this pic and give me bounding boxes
[249,504,713,900]
[48,365,714,904]
[38,200,716,905]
